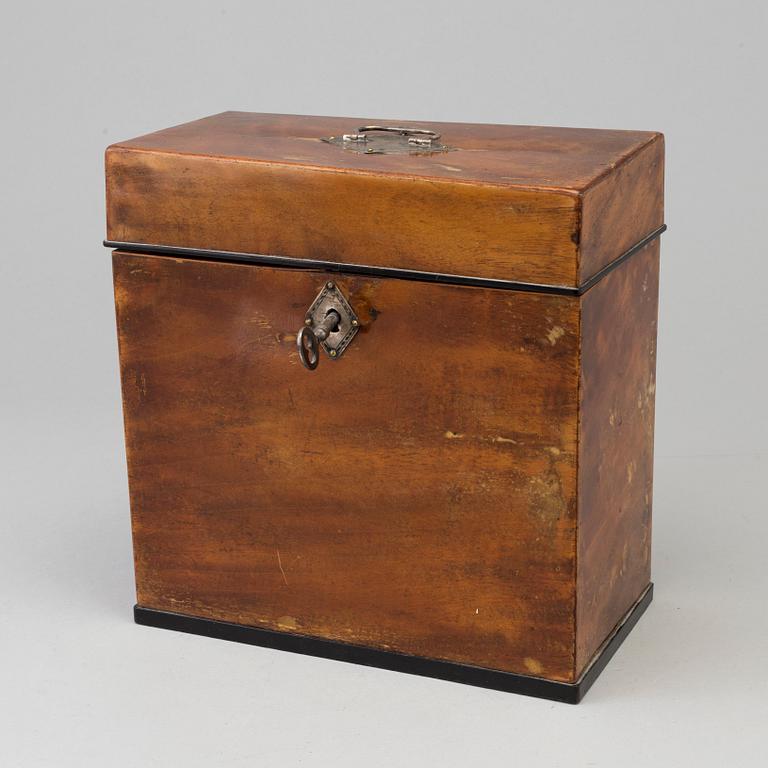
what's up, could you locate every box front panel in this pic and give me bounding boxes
[113,251,580,681]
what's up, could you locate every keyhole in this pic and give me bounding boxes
[324,309,341,334]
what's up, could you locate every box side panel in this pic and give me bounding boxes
[576,240,660,675]
[113,252,580,681]
[579,135,664,285]
[106,148,580,287]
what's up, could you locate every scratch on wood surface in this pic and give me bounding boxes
[276,548,288,586]
[247,318,273,329]
[546,325,565,346]
[136,372,148,398]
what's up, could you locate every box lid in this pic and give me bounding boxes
[105,112,664,290]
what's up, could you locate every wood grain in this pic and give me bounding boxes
[108,112,664,685]
[106,112,663,288]
[579,135,664,284]
[106,148,581,286]
[112,111,660,189]
[113,251,581,682]
[575,240,660,675]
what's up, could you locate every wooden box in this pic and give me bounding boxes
[106,112,664,702]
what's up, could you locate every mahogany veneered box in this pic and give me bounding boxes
[106,112,664,702]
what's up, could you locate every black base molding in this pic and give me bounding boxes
[134,583,652,704]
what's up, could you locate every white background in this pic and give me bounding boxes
[1,1,766,765]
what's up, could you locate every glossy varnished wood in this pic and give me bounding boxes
[114,251,581,682]
[110,112,658,189]
[107,112,665,694]
[575,240,660,674]
[579,135,664,284]
[106,150,580,286]
[106,112,663,288]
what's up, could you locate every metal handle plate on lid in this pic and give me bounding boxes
[322,124,453,155]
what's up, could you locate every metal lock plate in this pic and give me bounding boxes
[322,125,454,156]
[304,281,359,360]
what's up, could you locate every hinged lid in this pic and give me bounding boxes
[105,112,664,291]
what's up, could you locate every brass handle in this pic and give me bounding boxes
[343,125,441,147]
[323,125,450,155]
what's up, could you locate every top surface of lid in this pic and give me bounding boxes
[106,112,664,288]
[112,111,657,192]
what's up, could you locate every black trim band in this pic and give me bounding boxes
[104,225,665,297]
[134,583,652,704]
